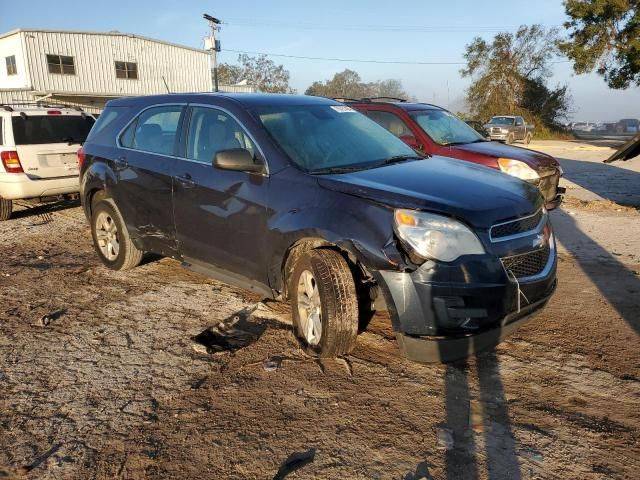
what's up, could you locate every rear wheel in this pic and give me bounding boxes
[0,198,12,221]
[91,199,143,270]
[290,249,359,357]
[524,133,532,145]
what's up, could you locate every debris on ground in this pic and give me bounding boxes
[436,426,454,450]
[262,356,282,372]
[273,448,316,480]
[37,309,66,327]
[191,310,265,354]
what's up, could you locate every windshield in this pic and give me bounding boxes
[255,105,417,172]
[12,114,95,145]
[409,109,485,146]
[488,117,515,125]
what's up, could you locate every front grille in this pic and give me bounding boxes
[490,209,543,240]
[501,245,550,279]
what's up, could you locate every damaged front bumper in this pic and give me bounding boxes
[375,244,557,363]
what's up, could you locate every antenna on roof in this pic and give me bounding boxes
[162,76,171,93]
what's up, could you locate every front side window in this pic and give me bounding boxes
[366,110,413,138]
[11,115,95,145]
[47,54,75,75]
[120,105,183,155]
[410,109,485,146]
[115,61,138,79]
[6,55,17,76]
[255,105,416,172]
[186,107,257,164]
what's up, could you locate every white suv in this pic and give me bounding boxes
[0,104,95,220]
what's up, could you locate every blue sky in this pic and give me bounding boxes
[2,0,638,121]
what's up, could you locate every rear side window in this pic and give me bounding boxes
[366,110,413,138]
[11,115,95,145]
[120,105,183,156]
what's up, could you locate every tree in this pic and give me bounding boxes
[461,25,571,129]
[559,0,639,89]
[304,69,409,99]
[218,54,293,93]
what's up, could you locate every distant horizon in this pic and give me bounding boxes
[1,0,638,121]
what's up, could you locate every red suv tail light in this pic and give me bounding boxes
[77,146,86,169]
[1,151,24,173]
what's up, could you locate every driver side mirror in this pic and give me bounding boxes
[399,134,423,152]
[214,148,265,174]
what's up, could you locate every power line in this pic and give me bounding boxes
[223,19,561,33]
[223,49,570,66]
[224,49,465,65]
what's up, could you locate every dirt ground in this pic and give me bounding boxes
[1,141,639,479]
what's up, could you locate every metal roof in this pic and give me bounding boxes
[0,28,207,54]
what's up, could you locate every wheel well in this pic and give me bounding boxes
[280,238,379,332]
[86,188,110,215]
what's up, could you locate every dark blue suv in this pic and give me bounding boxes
[79,93,557,363]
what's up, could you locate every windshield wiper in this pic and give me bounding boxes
[442,139,487,146]
[309,165,369,175]
[382,154,424,165]
[62,136,82,146]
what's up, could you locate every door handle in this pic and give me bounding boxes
[176,174,195,188]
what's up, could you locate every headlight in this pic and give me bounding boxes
[497,158,540,181]
[394,209,485,262]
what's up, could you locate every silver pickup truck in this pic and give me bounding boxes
[484,116,534,145]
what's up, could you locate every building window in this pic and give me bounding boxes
[115,61,138,79]
[46,54,75,75]
[6,56,17,76]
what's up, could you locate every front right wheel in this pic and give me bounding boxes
[290,249,359,357]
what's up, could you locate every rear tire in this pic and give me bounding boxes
[290,249,359,357]
[0,198,12,221]
[91,199,143,270]
[524,133,532,145]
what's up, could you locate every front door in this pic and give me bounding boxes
[172,105,270,285]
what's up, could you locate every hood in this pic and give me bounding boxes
[605,133,640,163]
[317,157,543,229]
[450,141,559,169]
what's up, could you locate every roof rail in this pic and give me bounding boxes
[0,102,84,111]
[362,96,407,103]
[329,97,362,103]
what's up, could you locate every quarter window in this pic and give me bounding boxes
[47,54,75,75]
[186,107,258,164]
[366,110,413,138]
[5,55,17,76]
[115,61,138,80]
[120,105,183,155]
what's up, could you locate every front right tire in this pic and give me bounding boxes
[290,249,359,357]
[0,197,12,221]
[91,198,143,270]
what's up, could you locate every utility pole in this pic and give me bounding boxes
[204,13,221,92]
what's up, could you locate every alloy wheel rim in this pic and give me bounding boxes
[296,270,322,346]
[95,212,120,261]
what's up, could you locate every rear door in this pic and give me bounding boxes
[115,104,185,256]
[172,105,270,284]
[11,111,94,178]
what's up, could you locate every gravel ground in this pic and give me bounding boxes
[0,141,639,479]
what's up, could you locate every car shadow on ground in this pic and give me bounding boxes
[557,158,640,206]
[10,198,81,222]
[552,208,640,335]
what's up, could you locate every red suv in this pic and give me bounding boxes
[347,98,564,209]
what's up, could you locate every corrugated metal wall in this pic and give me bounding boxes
[21,30,211,96]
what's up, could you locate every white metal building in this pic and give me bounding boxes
[0,29,213,112]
